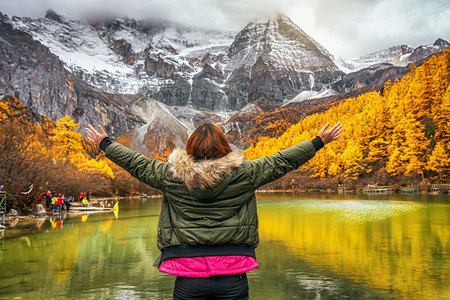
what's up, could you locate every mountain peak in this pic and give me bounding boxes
[434,38,449,46]
[271,13,295,24]
[0,12,9,22]
[45,9,63,22]
[249,13,293,25]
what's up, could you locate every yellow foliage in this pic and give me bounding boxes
[244,47,450,180]
[51,115,114,179]
[0,101,11,121]
[427,142,450,177]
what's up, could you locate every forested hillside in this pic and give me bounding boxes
[0,97,155,211]
[244,48,450,184]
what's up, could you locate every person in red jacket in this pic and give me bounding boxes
[56,193,63,212]
[39,192,45,205]
[79,192,85,202]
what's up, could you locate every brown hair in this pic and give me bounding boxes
[186,123,232,159]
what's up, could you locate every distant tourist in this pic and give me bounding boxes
[79,191,85,202]
[87,122,342,299]
[51,194,58,211]
[0,185,4,192]
[39,192,46,204]
[64,196,73,212]
[56,194,64,212]
[82,197,89,207]
[45,191,52,209]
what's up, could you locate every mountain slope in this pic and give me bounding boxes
[339,39,448,73]
[0,14,144,138]
[120,97,190,157]
[224,14,344,108]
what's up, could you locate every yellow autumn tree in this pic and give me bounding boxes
[341,142,371,180]
[52,115,114,179]
[386,115,428,177]
[427,142,450,180]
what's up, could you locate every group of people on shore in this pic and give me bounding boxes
[39,191,91,212]
[39,191,73,212]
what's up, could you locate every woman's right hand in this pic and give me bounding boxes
[317,122,343,145]
[86,125,108,148]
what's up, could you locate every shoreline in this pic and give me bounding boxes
[255,188,449,195]
[2,190,448,225]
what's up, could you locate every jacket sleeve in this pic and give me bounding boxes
[104,142,168,190]
[245,140,316,189]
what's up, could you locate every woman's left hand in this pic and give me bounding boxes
[317,122,343,145]
[86,124,108,148]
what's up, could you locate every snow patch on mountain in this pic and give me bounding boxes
[283,89,338,106]
[110,28,148,53]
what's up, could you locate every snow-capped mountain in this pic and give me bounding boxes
[0,14,145,138]
[1,9,448,152]
[8,10,235,109]
[223,14,344,108]
[8,10,234,90]
[5,9,447,113]
[5,11,347,111]
[337,39,448,73]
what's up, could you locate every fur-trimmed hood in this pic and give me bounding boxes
[167,148,244,191]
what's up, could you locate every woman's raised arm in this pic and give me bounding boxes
[245,122,343,189]
[86,125,168,190]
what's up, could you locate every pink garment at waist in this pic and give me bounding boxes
[159,255,259,278]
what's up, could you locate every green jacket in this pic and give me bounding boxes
[105,140,317,265]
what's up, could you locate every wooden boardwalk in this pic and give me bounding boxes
[397,186,420,194]
[362,186,394,194]
[430,184,450,193]
[338,186,353,193]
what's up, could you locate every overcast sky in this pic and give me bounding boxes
[0,0,448,59]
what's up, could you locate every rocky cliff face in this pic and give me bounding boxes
[0,14,144,138]
[7,10,234,111]
[224,15,343,107]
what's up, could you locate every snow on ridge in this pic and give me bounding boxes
[282,89,338,106]
[7,13,236,95]
[178,41,233,57]
[338,45,415,73]
[111,29,149,53]
[9,14,139,93]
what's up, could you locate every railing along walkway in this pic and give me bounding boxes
[362,186,394,194]
[0,191,6,224]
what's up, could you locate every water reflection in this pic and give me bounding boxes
[257,196,450,299]
[0,194,448,299]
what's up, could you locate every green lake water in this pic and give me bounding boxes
[0,193,449,299]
